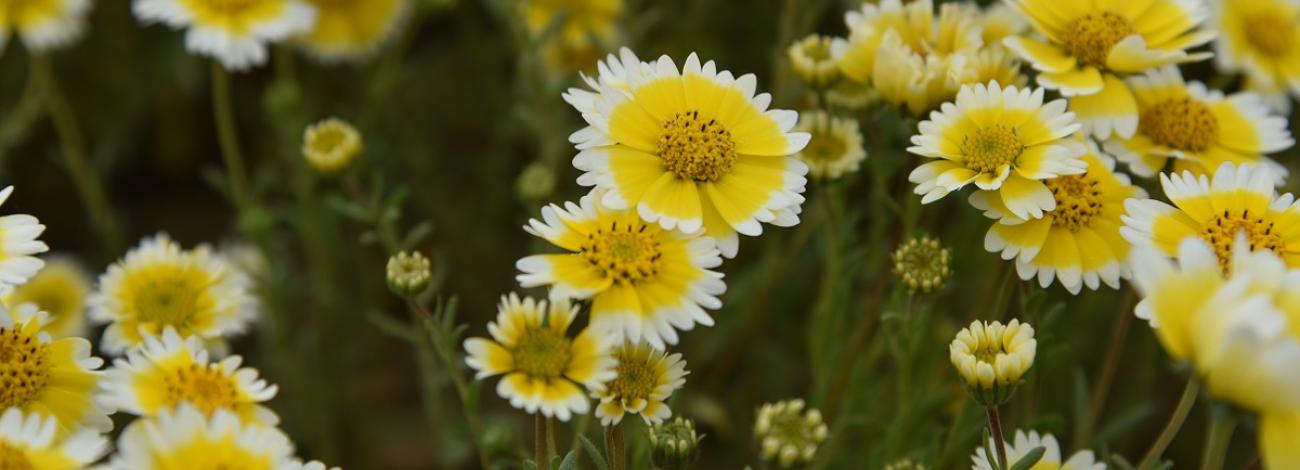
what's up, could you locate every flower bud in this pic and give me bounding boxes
[386,251,431,297]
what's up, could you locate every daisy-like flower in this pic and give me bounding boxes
[825,79,876,111]
[1212,0,1300,112]
[0,186,48,293]
[962,45,1030,90]
[1003,0,1215,139]
[296,0,407,62]
[980,3,1028,45]
[567,52,810,258]
[791,111,866,181]
[972,430,1105,470]
[1104,66,1294,179]
[302,117,362,174]
[522,0,621,50]
[754,399,829,468]
[972,141,1146,294]
[0,303,110,434]
[561,47,643,115]
[99,327,279,424]
[949,319,1036,406]
[132,0,317,71]
[0,0,91,53]
[516,194,725,349]
[591,342,687,426]
[788,35,839,88]
[103,405,299,470]
[907,81,1088,219]
[1122,163,1300,274]
[462,294,616,421]
[0,408,107,469]
[90,233,256,355]
[6,257,91,339]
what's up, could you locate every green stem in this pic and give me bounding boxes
[605,425,626,470]
[408,300,492,469]
[536,413,549,467]
[1138,379,1201,470]
[1199,408,1237,470]
[986,406,1008,470]
[210,61,252,210]
[1075,288,1136,448]
[546,417,557,464]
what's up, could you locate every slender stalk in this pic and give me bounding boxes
[986,406,1008,470]
[210,61,252,209]
[536,413,550,467]
[1199,409,1237,470]
[546,417,557,463]
[406,300,493,469]
[820,268,889,417]
[605,425,626,470]
[1076,288,1136,448]
[1138,379,1201,470]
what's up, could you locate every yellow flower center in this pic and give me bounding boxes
[657,110,738,182]
[1245,15,1294,57]
[162,363,242,415]
[195,0,261,13]
[1046,174,1104,231]
[1199,209,1285,274]
[801,133,847,163]
[1064,11,1136,67]
[1140,97,1219,152]
[0,442,33,470]
[607,350,657,402]
[0,327,50,409]
[133,275,208,328]
[512,328,572,379]
[972,342,1002,365]
[581,221,663,284]
[960,125,1022,173]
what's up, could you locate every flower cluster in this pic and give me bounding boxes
[754,399,829,468]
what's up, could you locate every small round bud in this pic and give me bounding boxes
[516,161,557,201]
[893,235,952,293]
[647,417,703,470]
[302,118,362,174]
[386,251,432,297]
[788,34,839,87]
[884,458,926,470]
[754,399,828,468]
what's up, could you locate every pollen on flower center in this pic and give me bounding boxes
[1199,209,1284,273]
[1064,11,1136,67]
[163,364,241,414]
[657,110,738,182]
[1245,15,1294,57]
[0,327,51,409]
[1140,98,1219,151]
[0,441,33,470]
[960,125,1023,173]
[581,221,663,284]
[512,329,572,379]
[1047,174,1103,231]
[607,352,656,402]
[134,276,205,327]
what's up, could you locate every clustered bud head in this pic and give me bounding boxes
[302,118,363,174]
[949,319,1036,406]
[647,417,703,470]
[789,34,840,88]
[386,251,432,297]
[893,235,952,293]
[755,399,829,468]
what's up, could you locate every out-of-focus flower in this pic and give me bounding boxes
[950,319,1036,406]
[516,161,557,201]
[386,251,432,297]
[647,417,703,470]
[789,34,839,88]
[592,342,687,426]
[1211,0,1300,112]
[297,0,408,63]
[754,399,828,468]
[462,294,616,421]
[302,118,362,174]
[1104,66,1294,179]
[90,233,255,355]
[893,235,952,293]
[979,3,1027,45]
[0,408,107,468]
[522,0,621,50]
[972,140,1145,294]
[102,405,297,470]
[516,193,725,349]
[884,458,926,470]
[5,257,90,339]
[0,0,91,53]
[972,430,1105,470]
[825,79,877,110]
[567,51,810,258]
[792,111,866,180]
[132,0,317,71]
[907,82,1088,220]
[0,186,48,294]
[962,45,1029,90]
[1003,0,1215,139]
[0,304,110,434]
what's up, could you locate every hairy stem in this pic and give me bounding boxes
[1138,379,1201,470]
[986,406,1008,470]
[210,61,252,210]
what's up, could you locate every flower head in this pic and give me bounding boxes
[1212,0,1300,112]
[522,0,621,51]
[0,304,110,434]
[0,408,107,469]
[6,257,91,339]
[950,319,1036,405]
[893,235,952,293]
[296,0,407,62]
[754,399,828,468]
[0,0,91,53]
[792,111,866,181]
[103,405,298,470]
[972,430,1105,470]
[132,0,318,71]
[789,35,839,87]
[884,459,926,470]
[517,162,558,201]
[386,251,432,297]
[463,294,616,421]
[591,342,687,426]
[302,118,362,174]
[0,186,48,293]
[647,417,703,470]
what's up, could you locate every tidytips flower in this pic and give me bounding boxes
[0,304,110,434]
[647,417,703,470]
[0,0,91,53]
[386,251,432,297]
[591,342,688,426]
[102,405,298,470]
[950,319,1037,406]
[296,0,407,63]
[1211,0,1300,112]
[972,430,1105,470]
[908,82,1088,219]
[754,399,828,468]
[792,111,866,181]
[893,235,952,293]
[0,186,49,293]
[0,408,107,469]
[522,0,622,52]
[978,3,1028,45]
[132,0,317,71]
[789,35,839,88]
[6,257,91,339]
[302,118,362,174]
[463,294,616,421]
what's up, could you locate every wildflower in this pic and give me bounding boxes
[132,0,317,71]
[647,417,703,470]
[962,45,1029,90]
[1211,0,1300,112]
[792,111,866,181]
[0,304,110,434]
[825,79,876,111]
[0,186,48,293]
[522,0,621,52]
[0,0,91,53]
[754,399,828,468]
[6,257,91,339]
[972,430,1105,470]
[562,47,642,115]
[1121,163,1300,274]
[567,51,810,258]
[907,82,1088,219]
[972,140,1145,294]
[516,161,557,201]
[0,408,107,469]
[949,319,1036,406]
[302,118,362,174]
[463,294,616,421]
[386,251,432,297]
[90,233,255,355]
[893,235,952,293]
[517,193,725,349]
[1104,66,1294,179]
[789,35,839,87]
[884,459,926,470]
[102,405,298,470]
[591,342,687,426]
[1002,0,1215,139]
[99,328,279,424]
[297,0,408,63]
[979,3,1027,45]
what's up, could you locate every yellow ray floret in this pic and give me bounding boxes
[296,0,407,62]
[5,257,91,339]
[132,0,317,70]
[0,0,91,53]
[1212,0,1300,112]
[0,304,110,435]
[0,408,107,470]
[591,341,687,426]
[103,405,299,470]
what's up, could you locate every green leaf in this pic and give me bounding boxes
[1008,446,1045,470]
[574,434,609,470]
[556,451,578,470]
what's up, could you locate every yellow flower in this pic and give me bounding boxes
[100,328,279,425]
[522,0,621,49]
[296,0,407,62]
[562,47,642,115]
[0,304,111,434]
[1003,0,1215,138]
[907,81,1088,219]
[462,294,616,421]
[302,118,362,174]
[962,45,1029,90]
[1104,66,1294,179]
[90,233,256,355]
[972,140,1145,294]
[825,79,877,110]
[0,408,107,470]
[591,342,687,426]
[792,111,866,180]
[6,257,91,339]
[386,251,431,297]
[132,0,317,70]
[1212,0,1300,112]
[1121,163,1300,274]
[972,430,1104,470]
[568,51,811,258]
[949,319,1036,405]
[104,405,298,470]
[979,3,1028,45]
[0,186,49,293]
[754,399,828,468]
[0,0,91,53]
[788,35,839,87]
[516,194,726,349]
